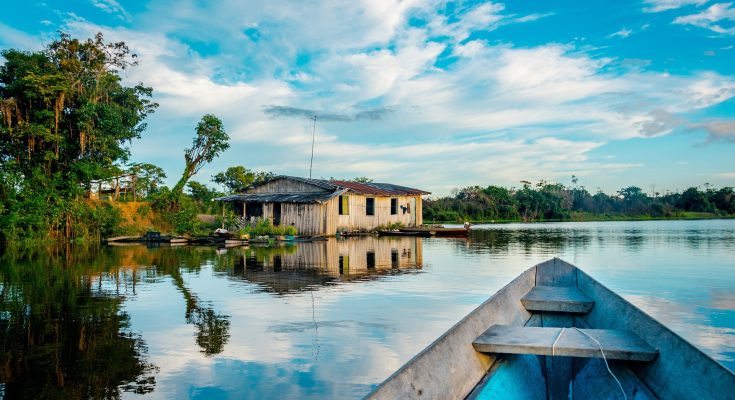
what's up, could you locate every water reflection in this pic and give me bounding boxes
[0,221,733,399]
[0,246,157,399]
[227,237,423,295]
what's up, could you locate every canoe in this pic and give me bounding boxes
[365,258,735,400]
[399,227,469,237]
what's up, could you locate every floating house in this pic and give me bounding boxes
[215,176,430,236]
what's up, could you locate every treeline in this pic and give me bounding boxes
[0,32,239,244]
[424,181,735,222]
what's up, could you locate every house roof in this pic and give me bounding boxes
[214,176,429,203]
[330,180,431,196]
[214,189,345,204]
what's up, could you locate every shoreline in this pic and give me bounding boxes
[426,213,735,225]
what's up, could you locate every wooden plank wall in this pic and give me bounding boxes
[278,203,325,236]
[337,194,423,231]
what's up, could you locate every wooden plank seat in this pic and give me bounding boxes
[521,286,595,313]
[473,325,658,361]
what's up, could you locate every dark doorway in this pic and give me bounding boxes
[245,202,263,219]
[273,203,282,225]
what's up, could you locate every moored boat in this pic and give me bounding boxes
[365,258,735,400]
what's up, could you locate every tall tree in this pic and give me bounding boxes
[213,166,273,193]
[0,32,157,241]
[172,114,229,195]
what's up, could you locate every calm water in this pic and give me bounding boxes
[0,219,733,399]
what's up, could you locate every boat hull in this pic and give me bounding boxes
[364,258,735,400]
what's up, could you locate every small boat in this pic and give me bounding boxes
[365,258,734,400]
[377,230,434,237]
[399,226,469,237]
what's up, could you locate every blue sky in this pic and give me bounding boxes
[1,0,734,195]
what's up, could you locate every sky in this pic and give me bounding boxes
[1,0,734,196]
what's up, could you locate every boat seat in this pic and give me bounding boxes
[521,286,594,313]
[473,325,658,361]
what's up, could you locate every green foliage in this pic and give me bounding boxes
[376,222,405,230]
[187,181,221,213]
[212,166,274,193]
[173,114,229,194]
[424,181,735,223]
[236,217,297,237]
[0,32,156,244]
[129,162,167,198]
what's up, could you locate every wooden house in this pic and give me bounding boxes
[215,176,430,236]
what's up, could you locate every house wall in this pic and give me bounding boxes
[259,202,326,236]
[336,194,423,232]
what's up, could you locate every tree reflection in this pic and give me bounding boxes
[0,246,157,399]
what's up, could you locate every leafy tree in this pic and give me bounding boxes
[129,162,167,198]
[172,114,229,195]
[0,32,157,242]
[678,187,713,212]
[350,177,373,183]
[212,166,274,193]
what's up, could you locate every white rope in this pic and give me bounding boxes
[572,327,627,400]
[551,327,566,357]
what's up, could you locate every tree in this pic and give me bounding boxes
[212,166,274,193]
[172,114,229,195]
[129,162,166,198]
[0,32,157,241]
[0,32,157,182]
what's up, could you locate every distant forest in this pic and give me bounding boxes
[423,180,735,223]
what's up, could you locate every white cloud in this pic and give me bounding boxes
[40,1,735,194]
[0,22,44,50]
[674,2,735,34]
[608,28,633,38]
[90,0,131,21]
[643,0,709,12]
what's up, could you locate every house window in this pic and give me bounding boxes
[390,198,398,215]
[391,249,399,267]
[366,198,375,216]
[339,195,349,215]
[366,251,375,269]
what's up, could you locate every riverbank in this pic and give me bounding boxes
[425,211,735,225]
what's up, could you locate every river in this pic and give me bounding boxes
[0,219,733,399]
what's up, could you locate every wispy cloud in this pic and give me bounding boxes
[90,0,131,22]
[643,0,709,13]
[41,0,735,193]
[674,2,735,34]
[689,119,735,142]
[607,27,634,38]
[262,105,395,122]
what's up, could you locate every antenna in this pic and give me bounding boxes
[309,114,317,178]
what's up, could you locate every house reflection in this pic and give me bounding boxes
[230,237,424,294]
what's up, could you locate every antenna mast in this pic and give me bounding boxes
[309,114,317,178]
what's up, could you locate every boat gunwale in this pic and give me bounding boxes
[365,257,735,400]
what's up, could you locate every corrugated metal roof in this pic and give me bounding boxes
[330,180,430,196]
[219,176,430,201]
[264,176,338,191]
[214,189,345,204]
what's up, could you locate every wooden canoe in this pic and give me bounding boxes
[365,258,735,400]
